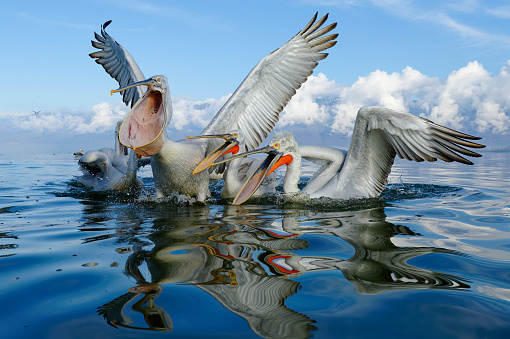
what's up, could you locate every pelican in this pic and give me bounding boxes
[78,148,143,191]
[77,120,147,191]
[213,107,485,204]
[90,13,338,201]
[187,130,280,199]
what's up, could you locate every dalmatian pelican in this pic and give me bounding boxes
[77,120,148,191]
[212,107,485,204]
[78,148,144,192]
[90,13,338,201]
[187,130,280,199]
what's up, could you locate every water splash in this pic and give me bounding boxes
[60,175,465,210]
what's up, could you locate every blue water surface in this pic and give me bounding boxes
[0,151,509,338]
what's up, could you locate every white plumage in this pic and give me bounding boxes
[219,107,485,204]
[77,120,147,191]
[89,13,338,201]
[78,149,143,192]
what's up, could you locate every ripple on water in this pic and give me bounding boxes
[1,153,509,338]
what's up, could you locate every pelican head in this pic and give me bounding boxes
[112,75,171,157]
[187,130,244,175]
[78,150,110,175]
[213,131,297,205]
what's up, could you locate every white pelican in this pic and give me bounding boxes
[89,13,338,201]
[78,148,143,191]
[213,107,485,204]
[76,120,129,172]
[187,130,280,199]
[77,120,147,191]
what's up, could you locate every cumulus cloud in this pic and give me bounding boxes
[279,73,341,127]
[6,60,510,145]
[12,101,129,134]
[172,95,229,130]
[8,95,229,136]
[280,61,510,136]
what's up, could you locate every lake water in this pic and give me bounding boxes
[1,151,509,338]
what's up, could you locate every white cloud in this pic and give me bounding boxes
[319,0,510,47]
[5,60,510,147]
[12,101,128,134]
[75,102,129,134]
[279,73,341,127]
[486,6,510,19]
[428,61,490,129]
[281,61,510,137]
[331,67,436,133]
[171,95,229,130]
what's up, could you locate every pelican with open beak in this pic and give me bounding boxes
[112,75,169,157]
[187,131,242,175]
[212,139,293,205]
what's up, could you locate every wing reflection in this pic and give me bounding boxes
[98,206,469,337]
[272,208,471,294]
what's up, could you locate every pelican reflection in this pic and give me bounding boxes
[98,206,469,337]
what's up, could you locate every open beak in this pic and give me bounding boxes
[214,145,293,205]
[113,78,167,157]
[187,134,240,175]
[232,150,282,205]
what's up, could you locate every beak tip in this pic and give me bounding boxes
[110,90,115,96]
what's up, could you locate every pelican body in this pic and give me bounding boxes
[78,148,143,192]
[214,107,485,204]
[90,14,338,201]
[77,120,145,192]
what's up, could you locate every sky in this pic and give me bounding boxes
[1,0,510,155]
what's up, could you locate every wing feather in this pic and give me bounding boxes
[331,107,485,198]
[89,21,146,108]
[430,135,483,158]
[306,23,338,41]
[202,13,338,154]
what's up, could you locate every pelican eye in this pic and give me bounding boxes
[273,142,280,149]
[232,132,238,138]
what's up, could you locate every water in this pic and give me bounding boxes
[1,151,509,338]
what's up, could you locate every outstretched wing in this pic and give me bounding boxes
[89,21,146,108]
[202,13,338,153]
[325,107,485,198]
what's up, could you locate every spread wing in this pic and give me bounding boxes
[202,13,338,153]
[329,107,485,198]
[89,21,146,108]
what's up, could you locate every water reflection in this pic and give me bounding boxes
[97,206,469,337]
[273,208,471,294]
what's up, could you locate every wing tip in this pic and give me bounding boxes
[103,20,112,30]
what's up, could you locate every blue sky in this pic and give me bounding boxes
[1,0,510,155]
